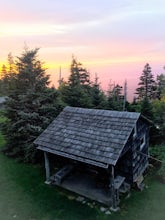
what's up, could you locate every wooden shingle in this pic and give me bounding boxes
[34,106,141,168]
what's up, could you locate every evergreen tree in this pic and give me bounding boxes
[60,57,93,108]
[152,99,165,142]
[107,83,123,110]
[128,97,141,112]
[0,65,7,95]
[2,48,63,162]
[1,64,7,76]
[156,73,165,100]
[140,97,153,120]
[8,52,15,74]
[90,74,107,109]
[0,53,16,95]
[136,63,156,100]
[69,56,90,86]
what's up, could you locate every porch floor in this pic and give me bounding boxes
[52,171,112,206]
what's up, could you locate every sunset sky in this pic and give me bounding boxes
[1,0,165,100]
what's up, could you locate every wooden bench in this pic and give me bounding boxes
[51,164,75,184]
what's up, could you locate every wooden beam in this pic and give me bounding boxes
[38,146,108,168]
[110,166,120,211]
[44,152,51,184]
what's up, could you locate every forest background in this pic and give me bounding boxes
[0,48,164,172]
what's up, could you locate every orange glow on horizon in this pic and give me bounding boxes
[45,53,164,70]
[1,52,164,76]
[43,61,70,70]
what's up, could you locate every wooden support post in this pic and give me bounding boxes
[44,152,51,184]
[110,166,119,211]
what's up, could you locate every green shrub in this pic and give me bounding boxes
[150,145,165,178]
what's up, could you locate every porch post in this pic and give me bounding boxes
[110,166,118,211]
[44,151,51,184]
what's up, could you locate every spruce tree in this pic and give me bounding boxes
[0,53,16,95]
[60,57,93,108]
[136,63,156,100]
[107,83,123,110]
[140,96,153,120]
[2,48,63,162]
[156,73,165,100]
[90,74,107,109]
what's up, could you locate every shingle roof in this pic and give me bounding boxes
[34,106,141,168]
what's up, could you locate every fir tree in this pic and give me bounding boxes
[69,56,90,86]
[8,52,15,74]
[156,73,165,100]
[107,83,123,110]
[90,74,107,109]
[140,97,153,120]
[136,63,156,100]
[2,48,63,162]
[60,56,93,108]
[0,65,7,95]
[0,53,16,95]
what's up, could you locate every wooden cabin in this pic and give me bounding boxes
[34,106,150,209]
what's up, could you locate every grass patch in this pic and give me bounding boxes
[0,132,5,146]
[0,134,99,220]
[0,134,165,220]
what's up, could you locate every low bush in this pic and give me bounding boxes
[149,145,165,178]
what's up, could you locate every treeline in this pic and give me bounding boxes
[0,48,165,163]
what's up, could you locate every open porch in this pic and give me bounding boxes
[51,169,113,206]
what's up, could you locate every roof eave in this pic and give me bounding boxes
[37,145,110,169]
